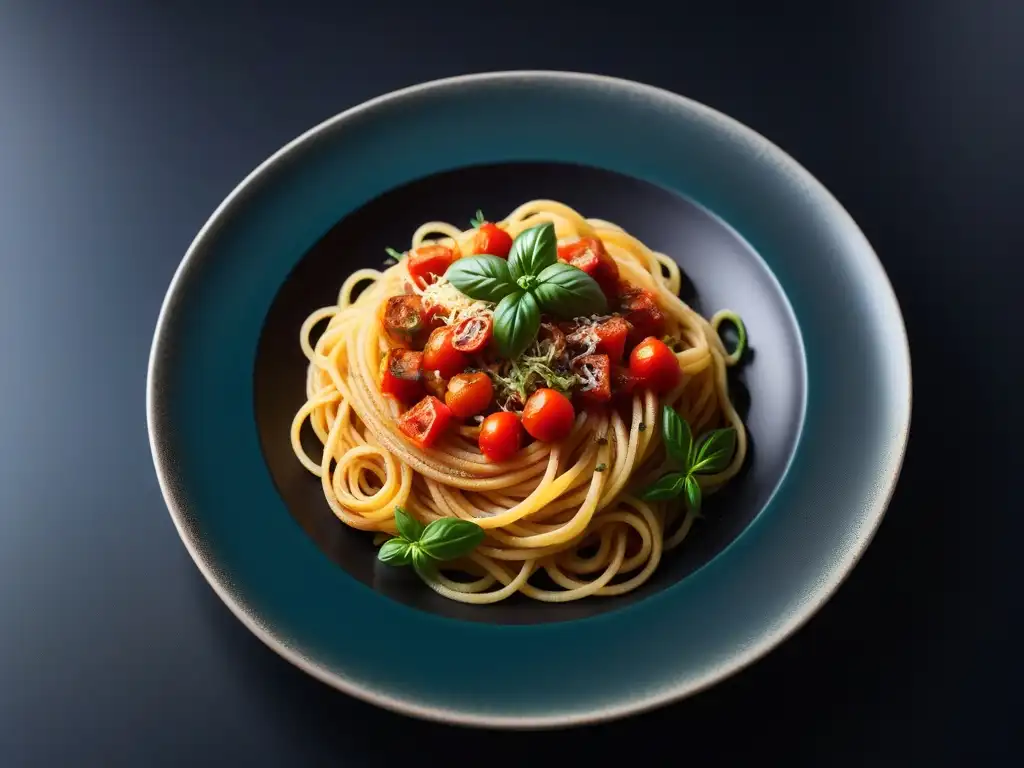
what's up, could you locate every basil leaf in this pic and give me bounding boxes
[444,255,516,302]
[531,262,608,318]
[684,474,702,515]
[417,518,485,561]
[377,538,413,566]
[507,222,557,281]
[639,472,688,501]
[394,506,423,542]
[493,291,540,359]
[411,546,437,579]
[660,406,692,468]
[690,428,738,475]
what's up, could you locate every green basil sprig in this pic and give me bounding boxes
[639,406,738,515]
[378,507,485,577]
[443,221,607,358]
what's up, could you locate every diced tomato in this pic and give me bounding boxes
[557,237,620,305]
[594,316,630,361]
[422,326,469,379]
[380,349,424,404]
[382,295,427,348]
[445,372,494,418]
[407,245,455,289]
[478,411,523,462]
[618,285,665,349]
[522,388,575,443]
[471,222,513,259]
[422,369,448,399]
[397,396,453,449]
[451,315,493,353]
[573,354,612,403]
[629,337,682,394]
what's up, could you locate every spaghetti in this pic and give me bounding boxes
[291,200,747,604]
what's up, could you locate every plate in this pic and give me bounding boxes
[148,71,911,727]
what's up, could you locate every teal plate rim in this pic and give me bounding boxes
[147,71,912,728]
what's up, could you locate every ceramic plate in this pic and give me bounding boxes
[147,71,911,728]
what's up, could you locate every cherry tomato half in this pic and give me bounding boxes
[380,349,424,404]
[422,326,469,379]
[397,395,453,449]
[445,372,494,419]
[471,222,514,259]
[521,388,575,443]
[478,411,523,462]
[407,244,456,290]
[557,237,620,305]
[629,337,681,394]
[451,315,494,353]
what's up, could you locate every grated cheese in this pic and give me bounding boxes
[577,359,599,392]
[418,277,495,326]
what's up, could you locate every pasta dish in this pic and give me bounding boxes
[291,200,748,604]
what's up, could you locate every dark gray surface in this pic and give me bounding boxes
[1,1,1020,765]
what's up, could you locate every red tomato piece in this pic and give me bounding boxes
[594,316,630,361]
[422,326,469,379]
[478,411,523,462]
[397,396,453,449]
[629,337,682,394]
[445,372,494,419]
[380,349,424,404]
[618,284,666,349]
[381,295,427,348]
[521,388,576,443]
[573,354,612,403]
[422,303,448,331]
[471,222,514,259]
[451,315,494,353]
[556,237,620,305]
[407,245,455,289]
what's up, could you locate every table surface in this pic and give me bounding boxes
[2,1,1020,765]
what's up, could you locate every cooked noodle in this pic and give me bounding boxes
[290,199,747,603]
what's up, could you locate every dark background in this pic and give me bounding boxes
[1,1,1020,765]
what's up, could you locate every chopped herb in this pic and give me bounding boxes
[470,209,486,228]
[385,247,405,261]
[595,463,607,472]
[638,422,647,432]
[489,333,579,408]
[661,334,685,352]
